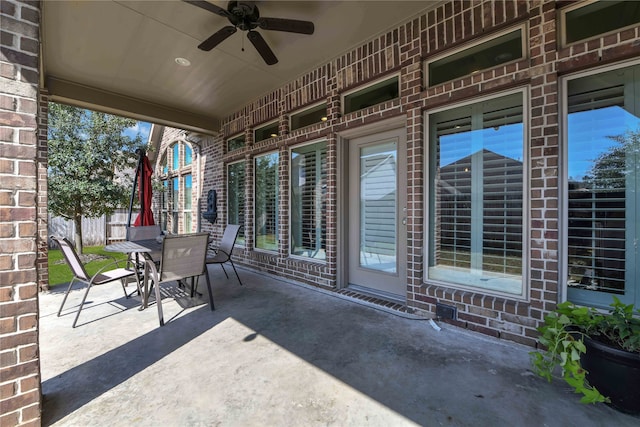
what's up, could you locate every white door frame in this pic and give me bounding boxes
[336,115,407,299]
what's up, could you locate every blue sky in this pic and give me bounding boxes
[123,121,152,142]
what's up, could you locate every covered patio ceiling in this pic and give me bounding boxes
[41,1,440,135]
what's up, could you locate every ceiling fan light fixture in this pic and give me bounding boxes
[175,57,191,67]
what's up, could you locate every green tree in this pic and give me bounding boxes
[48,103,143,253]
[584,128,640,189]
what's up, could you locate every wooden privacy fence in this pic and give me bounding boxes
[48,208,137,248]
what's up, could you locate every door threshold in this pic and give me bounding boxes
[342,284,406,306]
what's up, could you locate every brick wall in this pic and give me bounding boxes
[36,89,48,293]
[0,0,43,425]
[158,0,640,347]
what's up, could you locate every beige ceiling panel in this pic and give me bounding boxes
[42,1,144,87]
[41,1,440,130]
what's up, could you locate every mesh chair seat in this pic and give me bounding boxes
[93,268,138,284]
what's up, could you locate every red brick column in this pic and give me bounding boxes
[37,90,48,292]
[0,1,43,425]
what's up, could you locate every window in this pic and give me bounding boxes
[427,28,524,87]
[565,63,640,308]
[290,141,327,260]
[228,161,246,246]
[427,92,525,295]
[160,140,195,234]
[184,174,192,232]
[172,143,179,170]
[185,145,192,166]
[563,1,640,45]
[172,177,179,234]
[228,134,246,152]
[255,121,279,143]
[160,180,168,232]
[160,154,168,175]
[255,152,279,251]
[290,103,328,131]
[343,76,399,115]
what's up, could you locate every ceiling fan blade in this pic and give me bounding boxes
[182,0,229,18]
[247,31,278,65]
[198,26,237,51]
[257,17,314,35]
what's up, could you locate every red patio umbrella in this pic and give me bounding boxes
[129,149,155,227]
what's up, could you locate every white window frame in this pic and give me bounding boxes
[254,120,279,143]
[423,87,530,300]
[341,73,400,116]
[559,59,640,308]
[163,140,195,234]
[559,0,640,47]
[424,24,527,88]
[254,150,280,252]
[183,173,193,233]
[289,138,328,262]
[227,133,246,152]
[227,159,246,247]
[289,102,328,132]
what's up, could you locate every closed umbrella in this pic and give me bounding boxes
[128,149,155,227]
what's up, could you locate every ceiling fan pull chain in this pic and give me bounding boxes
[241,33,245,52]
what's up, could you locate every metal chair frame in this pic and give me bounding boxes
[207,224,243,286]
[52,235,140,328]
[145,232,213,326]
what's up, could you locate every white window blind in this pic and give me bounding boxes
[567,80,630,298]
[255,153,279,251]
[291,142,327,259]
[429,93,524,295]
[228,161,245,244]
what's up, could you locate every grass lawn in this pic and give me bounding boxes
[48,245,129,288]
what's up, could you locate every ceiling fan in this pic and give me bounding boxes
[184,1,315,65]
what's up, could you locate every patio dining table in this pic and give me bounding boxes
[104,239,163,309]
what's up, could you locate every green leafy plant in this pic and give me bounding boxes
[530,297,640,404]
[48,103,144,253]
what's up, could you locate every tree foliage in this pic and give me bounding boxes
[48,103,143,252]
[584,128,640,189]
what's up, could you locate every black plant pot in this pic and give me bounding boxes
[581,336,640,415]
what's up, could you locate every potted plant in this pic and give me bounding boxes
[531,296,640,415]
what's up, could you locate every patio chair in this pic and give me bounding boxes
[206,224,243,286]
[145,232,213,326]
[126,225,162,262]
[52,235,140,328]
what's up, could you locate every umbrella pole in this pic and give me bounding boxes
[140,152,146,225]
[127,149,144,227]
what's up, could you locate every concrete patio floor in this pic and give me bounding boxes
[39,267,639,427]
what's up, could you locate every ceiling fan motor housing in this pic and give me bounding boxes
[228,1,259,31]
